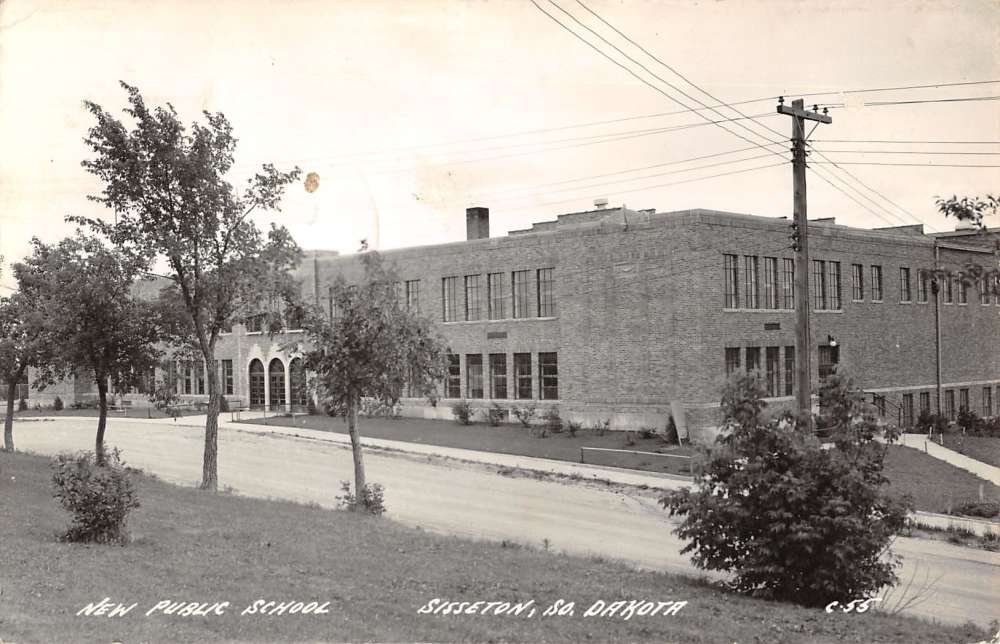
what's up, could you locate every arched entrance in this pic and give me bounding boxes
[289,358,308,409]
[248,359,265,408]
[268,358,286,411]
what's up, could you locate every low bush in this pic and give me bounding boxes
[52,396,64,411]
[566,420,582,437]
[485,403,506,427]
[590,418,610,436]
[915,409,949,435]
[542,406,562,433]
[337,480,386,516]
[50,448,140,545]
[950,500,1000,519]
[624,431,637,446]
[17,398,27,412]
[512,405,536,428]
[637,426,657,440]
[450,399,473,425]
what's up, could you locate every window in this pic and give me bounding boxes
[917,270,929,303]
[488,272,506,320]
[489,354,507,399]
[828,261,841,310]
[944,276,953,304]
[783,346,794,396]
[537,268,556,317]
[958,277,968,304]
[765,347,780,397]
[539,352,558,400]
[183,363,192,395]
[900,267,911,302]
[919,391,930,415]
[745,347,761,374]
[445,354,461,398]
[902,393,914,428]
[405,279,420,310]
[442,276,460,322]
[512,270,530,318]
[465,274,481,321]
[222,359,234,396]
[249,360,265,407]
[781,259,795,309]
[851,263,864,301]
[982,386,993,417]
[818,344,839,383]
[873,394,886,418]
[945,390,956,420]
[514,353,532,400]
[724,347,741,376]
[959,388,969,412]
[812,260,827,310]
[724,254,739,308]
[195,362,205,395]
[742,256,759,309]
[871,265,883,301]
[466,354,484,399]
[981,275,991,305]
[762,257,778,309]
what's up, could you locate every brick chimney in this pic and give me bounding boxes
[466,206,489,240]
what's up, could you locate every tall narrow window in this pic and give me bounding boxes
[781,258,795,309]
[724,254,739,308]
[446,354,461,398]
[959,388,969,412]
[819,344,839,384]
[442,276,460,322]
[917,270,928,303]
[900,267,912,302]
[746,346,761,374]
[488,272,506,320]
[982,386,993,417]
[783,346,794,396]
[851,263,864,301]
[763,257,778,309]
[871,265,883,301]
[537,268,556,317]
[873,395,886,418]
[958,278,968,304]
[489,354,507,399]
[981,275,991,305]
[744,255,759,309]
[945,389,956,420]
[765,347,780,397]
[812,260,827,310]
[512,270,530,318]
[919,391,930,415]
[828,261,841,310]
[466,354,483,399]
[222,359,234,396]
[539,352,558,400]
[183,363,192,395]
[943,276,953,303]
[724,347,741,376]
[464,274,481,321]
[195,361,205,395]
[405,279,420,310]
[513,353,532,400]
[902,393,914,428]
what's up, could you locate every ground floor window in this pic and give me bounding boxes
[222,359,234,396]
[945,390,955,421]
[466,354,484,399]
[489,354,507,399]
[249,359,265,407]
[290,358,307,407]
[514,353,532,400]
[783,346,794,396]
[959,388,969,413]
[446,354,461,398]
[902,393,914,428]
[724,347,740,376]
[765,347,780,397]
[268,358,286,410]
[983,387,993,417]
[919,391,930,415]
[539,352,558,400]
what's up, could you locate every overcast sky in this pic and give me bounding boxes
[1,0,998,288]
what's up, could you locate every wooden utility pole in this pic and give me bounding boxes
[777,98,831,423]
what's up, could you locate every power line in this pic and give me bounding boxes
[806,149,1000,156]
[820,95,1000,108]
[801,79,1000,99]
[807,165,912,228]
[811,161,1000,168]
[812,139,1000,145]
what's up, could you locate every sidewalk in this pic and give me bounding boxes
[898,433,1000,486]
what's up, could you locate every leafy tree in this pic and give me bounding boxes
[0,292,47,452]
[920,194,1000,300]
[13,233,162,465]
[301,252,447,512]
[661,371,910,607]
[70,82,302,490]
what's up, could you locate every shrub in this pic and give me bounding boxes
[359,397,401,418]
[52,396,64,411]
[660,371,910,608]
[529,425,549,439]
[590,418,610,436]
[664,415,679,444]
[450,399,473,425]
[337,480,385,516]
[17,398,27,412]
[512,405,536,428]
[50,448,140,545]
[542,406,563,433]
[486,403,506,427]
[956,409,986,435]
[566,420,582,437]
[624,431,636,446]
[950,501,1000,519]
[637,426,657,440]
[915,409,948,435]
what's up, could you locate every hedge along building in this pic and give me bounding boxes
[26,206,999,441]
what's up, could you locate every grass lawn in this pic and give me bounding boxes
[243,414,695,475]
[883,445,1000,515]
[937,434,1000,468]
[0,451,985,644]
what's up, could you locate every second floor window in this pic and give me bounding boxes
[465,274,481,321]
[488,272,506,319]
[537,268,556,317]
[782,259,794,309]
[851,263,864,300]
[958,277,968,304]
[405,279,420,310]
[871,265,883,301]
[828,261,841,310]
[944,276,953,303]
[812,260,827,310]
[442,276,460,322]
[981,276,991,305]
[724,254,739,308]
[900,267,911,302]
[917,270,928,303]
[762,257,778,309]
[744,255,759,309]
[512,270,530,318]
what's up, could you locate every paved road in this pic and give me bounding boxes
[12,417,1000,628]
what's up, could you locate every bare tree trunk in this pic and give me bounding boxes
[3,380,16,452]
[347,397,366,507]
[95,376,108,466]
[200,347,220,491]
